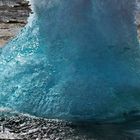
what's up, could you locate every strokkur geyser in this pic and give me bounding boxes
[0,0,140,121]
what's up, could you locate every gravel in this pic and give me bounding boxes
[0,110,80,140]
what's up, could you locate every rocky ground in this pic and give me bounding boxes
[0,110,94,140]
[1,109,140,140]
[0,0,31,47]
[0,112,74,140]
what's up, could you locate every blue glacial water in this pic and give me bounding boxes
[0,0,140,122]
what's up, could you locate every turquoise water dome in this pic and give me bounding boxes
[0,0,140,121]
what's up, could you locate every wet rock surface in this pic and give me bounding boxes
[0,111,77,140]
[0,111,140,140]
[0,109,98,140]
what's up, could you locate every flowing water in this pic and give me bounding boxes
[1,0,140,139]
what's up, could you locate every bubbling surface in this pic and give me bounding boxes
[0,0,140,121]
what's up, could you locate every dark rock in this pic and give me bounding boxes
[0,111,77,140]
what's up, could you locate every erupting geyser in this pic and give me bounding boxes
[0,0,140,121]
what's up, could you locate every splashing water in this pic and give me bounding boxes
[0,0,140,121]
